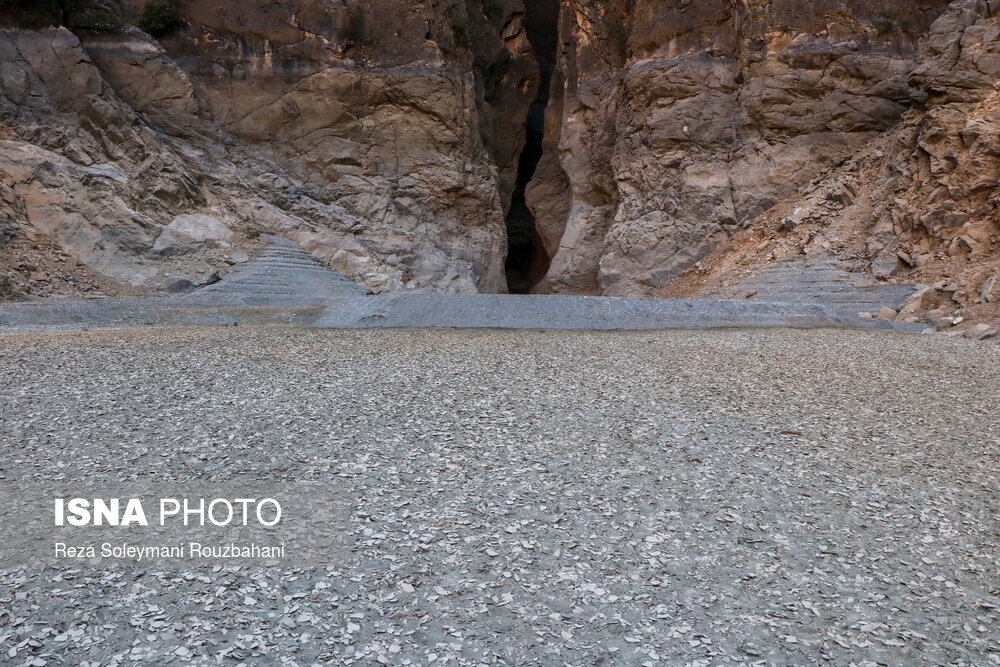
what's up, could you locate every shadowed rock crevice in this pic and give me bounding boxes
[504,0,558,294]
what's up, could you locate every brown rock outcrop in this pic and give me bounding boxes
[0,0,542,296]
[0,0,998,331]
[528,0,957,296]
[664,0,1000,331]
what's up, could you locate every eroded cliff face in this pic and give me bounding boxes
[1,0,998,329]
[662,0,1000,331]
[527,0,958,295]
[0,0,541,295]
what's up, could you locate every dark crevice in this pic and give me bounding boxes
[504,0,558,294]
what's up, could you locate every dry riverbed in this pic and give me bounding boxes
[0,327,998,665]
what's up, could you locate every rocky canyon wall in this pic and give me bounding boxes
[661,0,1000,331]
[1,0,998,319]
[527,0,980,295]
[0,0,542,296]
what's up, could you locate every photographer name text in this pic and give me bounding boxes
[54,541,286,561]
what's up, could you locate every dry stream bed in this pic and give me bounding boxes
[0,327,998,665]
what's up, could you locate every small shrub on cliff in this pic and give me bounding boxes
[140,0,182,36]
[437,26,457,54]
[74,1,125,32]
[449,13,471,47]
[343,7,368,45]
[876,8,911,35]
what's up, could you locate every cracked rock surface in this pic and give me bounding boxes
[1,327,998,665]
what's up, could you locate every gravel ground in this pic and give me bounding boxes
[0,327,999,666]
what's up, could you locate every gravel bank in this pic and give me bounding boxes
[1,327,998,665]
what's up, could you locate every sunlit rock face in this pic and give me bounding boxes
[0,0,541,294]
[1,0,998,313]
[526,0,974,296]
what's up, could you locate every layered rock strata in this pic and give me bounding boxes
[1,0,541,295]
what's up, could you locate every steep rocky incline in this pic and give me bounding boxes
[665,0,1000,335]
[528,0,949,295]
[525,0,998,333]
[0,0,997,333]
[1,0,542,296]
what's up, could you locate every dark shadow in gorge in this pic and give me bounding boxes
[505,0,558,294]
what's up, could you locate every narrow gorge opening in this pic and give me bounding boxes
[504,0,559,294]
